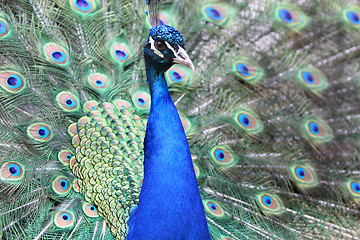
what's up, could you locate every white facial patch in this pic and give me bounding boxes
[149,36,164,58]
[149,36,194,70]
[164,41,177,56]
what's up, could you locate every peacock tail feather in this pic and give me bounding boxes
[1,0,360,239]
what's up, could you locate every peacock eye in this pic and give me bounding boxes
[155,40,166,51]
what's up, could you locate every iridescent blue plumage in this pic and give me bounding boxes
[127,25,210,240]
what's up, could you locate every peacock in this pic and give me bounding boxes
[1,0,360,239]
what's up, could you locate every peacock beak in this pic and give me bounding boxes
[171,46,195,71]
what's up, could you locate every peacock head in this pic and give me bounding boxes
[144,25,194,73]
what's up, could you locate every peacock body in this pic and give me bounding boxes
[1,0,360,239]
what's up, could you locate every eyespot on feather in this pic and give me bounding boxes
[349,181,360,197]
[114,99,132,110]
[232,58,264,85]
[27,123,52,142]
[301,117,333,145]
[233,108,264,135]
[165,64,194,87]
[201,3,234,27]
[83,100,99,113]
[0,162,25,181]
[289,164,318,188]
[43,43,69,65]
[110,42,132,64]
[82,202,99,218]
[295,67,328,94]
[70,0,96,14]
[209,145,237,167]
[274,4,310,32]
[350,181,360,195]
[54,211,75,228]
[56,91,80,112]
[342,6,360,29]
[88,73,109,90]
[52,176,71,195]
[257,193,284,215]
[203,199,225,218]
[58,150,73,165]
[0,71,26,93]
[0,18,10,37]
[132,91,151,113]
[343,179,360,202]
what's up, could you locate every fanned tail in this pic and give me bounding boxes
[1,0,360,240]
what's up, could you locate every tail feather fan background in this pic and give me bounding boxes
[1,0,360,239]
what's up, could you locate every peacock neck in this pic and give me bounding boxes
[126,63,211,239]
[143,64,191,172]
[145,64,171,100]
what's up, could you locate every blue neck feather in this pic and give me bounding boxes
[126,64,211,239]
